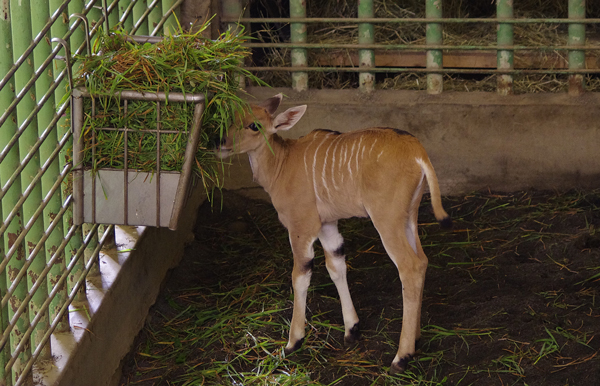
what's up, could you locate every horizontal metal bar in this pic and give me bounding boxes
[223,17,600,24]
[93,127,184,134]
[247,66,600,74]
[74,88,206,103]
[245,43,598,51]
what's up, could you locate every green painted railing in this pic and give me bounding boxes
[222,0,597,95]
[0,1,181,384]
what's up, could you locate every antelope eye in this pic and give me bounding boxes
[248,122,259,132]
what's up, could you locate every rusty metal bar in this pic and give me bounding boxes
[221,17,600,24]
[426,0,443,94]
[497,0,514,95]
[358,0,374,92]
[568,0,586,95]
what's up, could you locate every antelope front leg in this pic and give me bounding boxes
[319,222,360,343]
[284,232,317,354]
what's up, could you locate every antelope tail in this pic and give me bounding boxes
[417,158,452,229]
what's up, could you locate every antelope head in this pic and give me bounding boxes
[216,94,307,159]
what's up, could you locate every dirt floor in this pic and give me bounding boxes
[120,189,600,385]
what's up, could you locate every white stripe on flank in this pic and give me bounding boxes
[354,136,364,177]
[341,142,348,184]
[368,138,377,156]
[312,135,331,201]
[330,136,343,192]
[304,135,319,179]
[321,135,335,199]
[348,141,357,179]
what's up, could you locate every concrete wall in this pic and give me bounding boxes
[223,87,600,195]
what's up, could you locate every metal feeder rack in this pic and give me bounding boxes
[71,88,205,230]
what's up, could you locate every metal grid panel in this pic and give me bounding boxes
[222,0,597,95]
[0,1,181,384]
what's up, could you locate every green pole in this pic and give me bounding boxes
[108,0,119,29]
[148,0,162,34]
[426,0,443,94]
[162,0,177,35]
[1,1,18,383]
[49,0,71,337]
[222,0,245,88]
[119,0,134,33]
[39,0,69,334]
[568,0,586,95]
[358,0,375,92]
[55,1,86,303]
[133,0,149,35]
[497,0,513,95]
[290,0,308,91]
[8,0,35,381]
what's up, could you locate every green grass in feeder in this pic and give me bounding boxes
[77,20,267,189]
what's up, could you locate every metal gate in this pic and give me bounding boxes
[0,1,180,384]
[222,0,600,95]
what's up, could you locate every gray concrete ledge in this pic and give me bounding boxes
[223,87,600,194]
[45,185,207,386]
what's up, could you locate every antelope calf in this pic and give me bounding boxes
[216,94,451,374]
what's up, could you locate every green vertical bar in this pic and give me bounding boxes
[58,0,86,303]
[222,0,245,88]
[290,0,307,91]
[108,0,119,29]
[119,0,134,33]
[147,0,162,34]
[69,0,85,52]
[426,0,442,94]
[15,0,51,363]
[8,0,34,382]
[162,0,177,35]
[1,1,18,383]
[133,0,149,35]
[39,0,69,334]
[568,0,586,95]
[25,0,59,361]
[87,0,102,30]
[358,0,374,92]
[497,0,513,95]
[50,0,72,337]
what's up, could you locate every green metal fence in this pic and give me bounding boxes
[0,1,180,384]
[222,0,599,95]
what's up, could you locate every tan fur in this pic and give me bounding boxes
[217,94,450,373]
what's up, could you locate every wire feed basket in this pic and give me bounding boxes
[71,88,205,230]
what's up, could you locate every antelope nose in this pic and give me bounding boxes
[209,136,226,150]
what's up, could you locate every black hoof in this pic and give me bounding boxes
[389,354,413,375]
[344,323,361,344]
[283,337,304,355]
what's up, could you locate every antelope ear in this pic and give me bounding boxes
[271,105,307,132]
[258,93,283,115]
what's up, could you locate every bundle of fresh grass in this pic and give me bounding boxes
[76,21,266,188]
